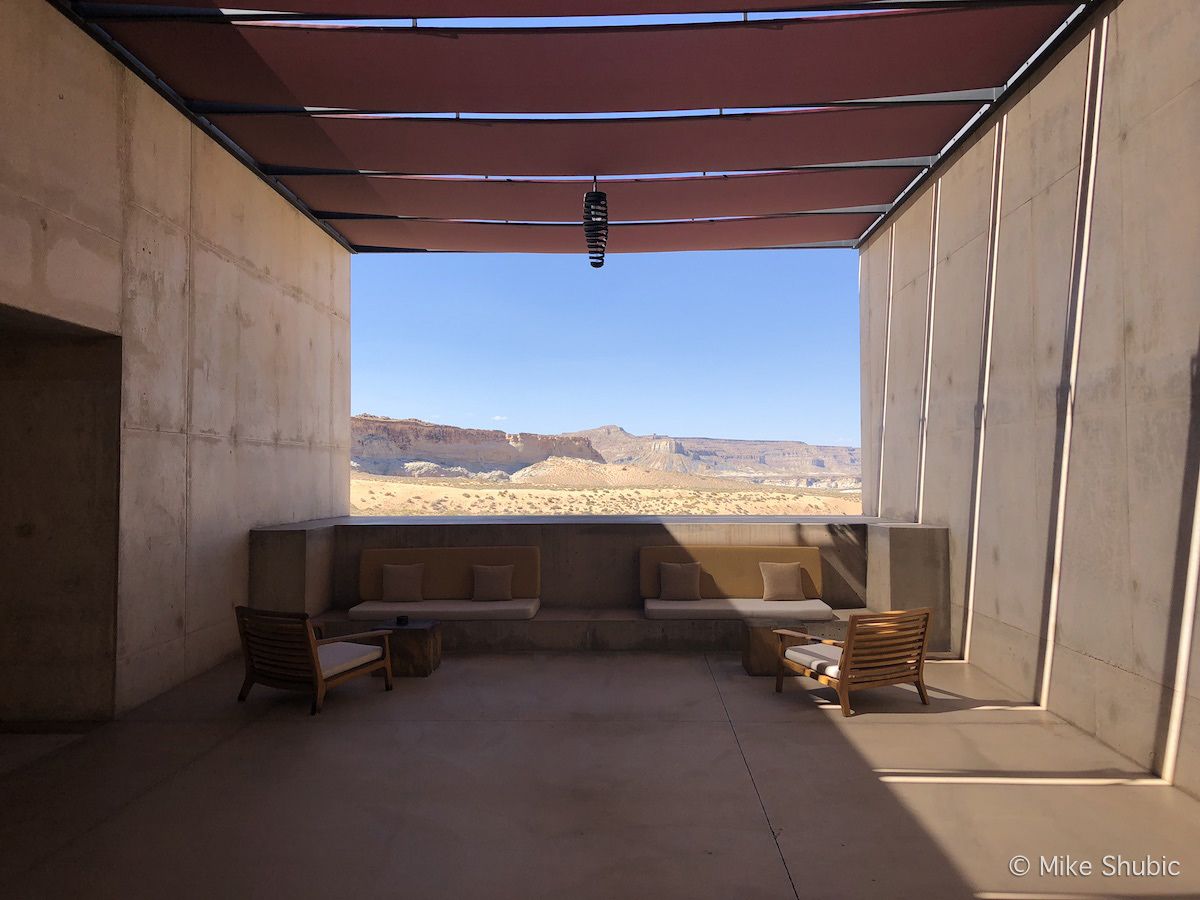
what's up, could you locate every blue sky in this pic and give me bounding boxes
[351,249,862,447]
[335,13,867,447]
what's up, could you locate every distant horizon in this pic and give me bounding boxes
[351,411,862,449]
[351,249,862,446]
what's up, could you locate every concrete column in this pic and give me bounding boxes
[867,523,952,652]
[249,525,336,616]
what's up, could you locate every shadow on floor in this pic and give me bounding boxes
[0,653,1196,900]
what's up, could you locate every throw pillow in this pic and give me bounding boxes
[760,561,808,601]
[472,564,514,601]
[381,563,425,602]
[659,561,702,600]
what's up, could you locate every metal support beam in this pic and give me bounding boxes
[191,93,1001,117]
[76,1,1083,24]
[260,160,935,179]
[315,207,889,223]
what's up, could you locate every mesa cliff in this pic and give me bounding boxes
[352,415,861,490]
[352,415,604,475]
[569,424,861,488]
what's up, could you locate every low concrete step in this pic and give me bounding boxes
[316,606,856,652]
[442,608,851,653]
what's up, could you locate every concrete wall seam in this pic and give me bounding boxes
[1037,17,1109,709]
[876,226,896,516]
[962,116,1008,663]
[915,178,942,522]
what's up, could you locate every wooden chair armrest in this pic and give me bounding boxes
[773,628,812,640]
[316,629,392,645]
[772,629,843,647]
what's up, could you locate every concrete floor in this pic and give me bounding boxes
[1,654,1198,900]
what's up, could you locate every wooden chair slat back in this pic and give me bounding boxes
[236,607,319,686]
[844,609,931,683]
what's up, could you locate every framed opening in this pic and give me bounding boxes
[349,250,862,518]
[0,305,121,720]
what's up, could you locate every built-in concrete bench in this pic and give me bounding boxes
[640,546,835,622]
[347,546,541,621]
[251,518,871,653]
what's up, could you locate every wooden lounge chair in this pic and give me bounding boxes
[235,607,394,714]
[774,608,932,717]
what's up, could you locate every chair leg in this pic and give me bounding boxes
[237,674,254,702]
[775,656,785,693]
[311,684,326,716]
[837,684,852,717]
[915,677,930,705]
[382,659,394,692]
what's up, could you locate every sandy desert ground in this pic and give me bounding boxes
[350,470,862,517]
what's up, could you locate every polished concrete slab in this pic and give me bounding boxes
[0,733,84,778]
[1,654,1198,899]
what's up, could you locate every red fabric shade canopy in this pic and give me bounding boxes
[337,212,878,252]
[213,105,978,177]
[281,168,921,221]
[106,6,1073,113]
[79,3,1081,251]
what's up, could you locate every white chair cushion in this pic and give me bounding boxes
[348,598,540,621]
[784,641,843,679]
[643,597,834,621]
[318,641,383,678]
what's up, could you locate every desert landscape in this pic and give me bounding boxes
[350,416,862,516]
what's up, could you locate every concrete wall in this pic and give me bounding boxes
[859,0,1200,796]
[0,311,121,719]
[0,0,351,714]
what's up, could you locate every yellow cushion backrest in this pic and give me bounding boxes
[359,546,540,601]
[638,545,822,599]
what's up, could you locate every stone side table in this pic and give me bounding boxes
[388,619,442,677]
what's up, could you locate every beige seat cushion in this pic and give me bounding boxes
[381,563,424,602]
[348,598,541,621]
[784,641,843,679]
[644,597,834,621]
[317,641,383,678]
[659,562,702,600]
[472,564,514,601]
[760,562,807,601]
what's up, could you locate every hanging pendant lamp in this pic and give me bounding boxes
[583,177,608,269]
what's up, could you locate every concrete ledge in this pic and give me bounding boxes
[317,606,849,653]
[444,613,743,652]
